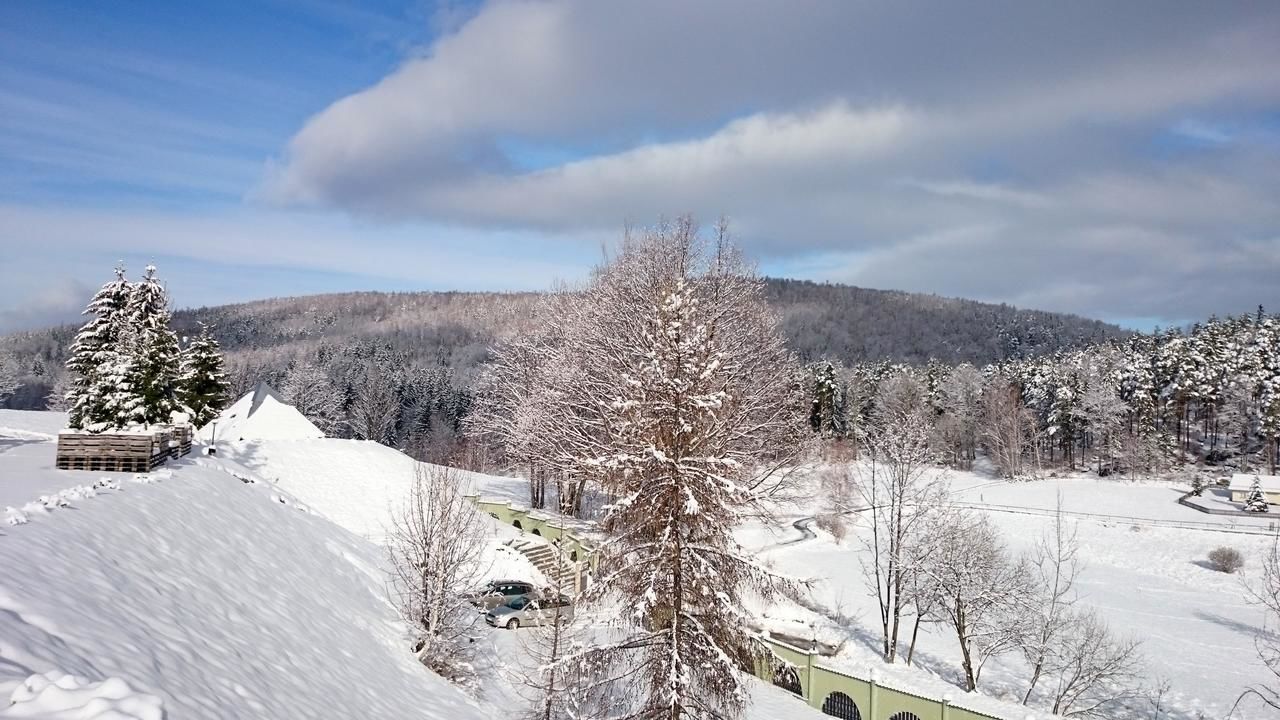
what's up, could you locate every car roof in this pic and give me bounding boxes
[488,579,531,585]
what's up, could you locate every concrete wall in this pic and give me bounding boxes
[468,497,598,571]
[756,638,1004,719]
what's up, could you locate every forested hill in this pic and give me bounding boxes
[765,279,1127,365]
[0,279,1125,412]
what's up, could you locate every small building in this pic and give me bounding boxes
[1228,474,1280,505]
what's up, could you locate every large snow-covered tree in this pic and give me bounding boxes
[177,323,230,427]
[65,266,135,431]
[540,219,806,719]
[125,265,182,426]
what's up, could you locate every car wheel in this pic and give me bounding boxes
[506,618,520,630]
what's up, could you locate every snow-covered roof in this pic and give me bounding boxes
[199,381,325,442]
[1228,473,1280,492]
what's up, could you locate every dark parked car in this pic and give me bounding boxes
[467,579,535,610]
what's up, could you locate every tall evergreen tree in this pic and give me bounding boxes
[126,265,182,426]
[177,323,230,427]
[65,266,135,430]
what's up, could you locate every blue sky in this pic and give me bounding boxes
[1,1,1278,332]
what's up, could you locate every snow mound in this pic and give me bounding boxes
[1,671,163,720]
[199,382,322,442]
[0,456,490,718]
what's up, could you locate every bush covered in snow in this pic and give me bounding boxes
[1208,547,1245,574]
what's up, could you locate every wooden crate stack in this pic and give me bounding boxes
[165,424,193,458]
[55,430,173,473]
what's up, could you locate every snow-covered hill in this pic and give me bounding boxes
[0,411,489,719]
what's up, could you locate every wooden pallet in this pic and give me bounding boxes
[55,430,172,472]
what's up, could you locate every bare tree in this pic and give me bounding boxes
[466,299,569,510]
[981,379,1039,479]
[0,351,21,405]
[44,373,71,411]
[520,523,598,720]
[349,367,400,444]
[281,361,343,436]
[1042,608,1144,717]
[1021,496,1083,704]
[924,512,1032,691]
[1237,533,1280,714]
[526,219,806,719]
[386,463,486,684]
[938,364,984,469]
[855,371,948,663]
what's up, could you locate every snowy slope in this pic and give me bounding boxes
[214,438,525,540]
[0,423,490,719]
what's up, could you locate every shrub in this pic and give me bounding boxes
[1208,547,1244,574]
[814,512,847,541]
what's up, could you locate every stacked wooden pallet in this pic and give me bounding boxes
[55,430,173,473]
[166,424,193,458]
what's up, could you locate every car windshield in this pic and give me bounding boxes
[506,596,532,610]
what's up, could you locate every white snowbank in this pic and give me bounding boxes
[0,671,163,720]
[200,382,323,442]
[0,455,490,718]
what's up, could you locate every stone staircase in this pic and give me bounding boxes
[508,537,580,594]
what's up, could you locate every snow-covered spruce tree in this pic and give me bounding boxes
[544,219,807,719]
[1246,477,1271,513]
[808,360,840,436]
[280,361,343,436]
[177,323,230,427]
[386,463,484,684]
[125,265,181,426]
[65,266,136,431]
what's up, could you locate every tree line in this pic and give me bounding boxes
[803,308,1280,480]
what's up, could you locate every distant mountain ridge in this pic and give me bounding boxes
[0,278,1127,411]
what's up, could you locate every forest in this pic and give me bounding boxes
[0,278,1125,464]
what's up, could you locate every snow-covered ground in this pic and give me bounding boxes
[0,409,826,719]
[745,463,1280,720]
[14,403,1269,719]
[0,411,491,719]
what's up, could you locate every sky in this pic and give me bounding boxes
[1,1,1278,333]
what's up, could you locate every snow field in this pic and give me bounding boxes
[749,463,1280,719]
